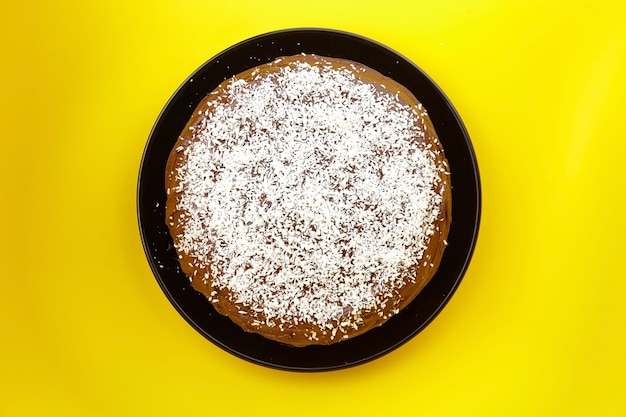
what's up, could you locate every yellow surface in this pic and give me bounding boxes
[1,0,625,415]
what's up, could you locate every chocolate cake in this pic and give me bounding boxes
[165,54,451,346]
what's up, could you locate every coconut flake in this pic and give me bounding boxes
[173,57,444,328]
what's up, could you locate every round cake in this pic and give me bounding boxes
[165,54,451,347]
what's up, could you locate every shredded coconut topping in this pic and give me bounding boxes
[173,58,443,327]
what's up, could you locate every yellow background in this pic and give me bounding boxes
[1,0,625,415]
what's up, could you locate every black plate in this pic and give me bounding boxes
[137,28,481,371]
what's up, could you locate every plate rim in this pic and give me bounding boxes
[137,27,481,372]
